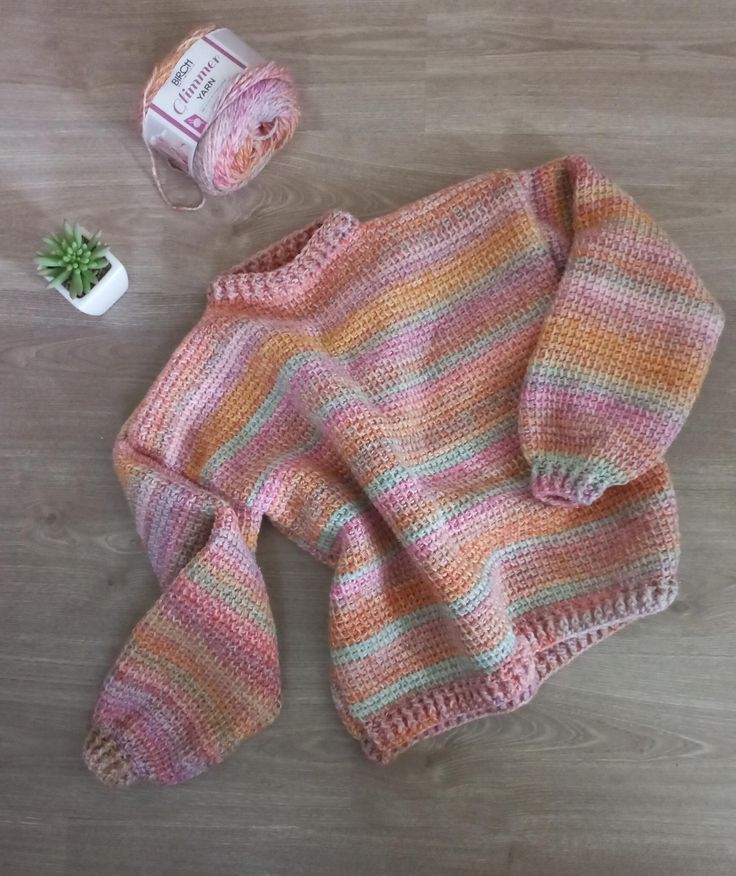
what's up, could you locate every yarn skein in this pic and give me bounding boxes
[141,26,300,210]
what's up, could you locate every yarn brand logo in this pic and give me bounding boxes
[184,114,207,134]
[170,58,194,87]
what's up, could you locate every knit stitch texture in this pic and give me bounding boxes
[84,156,723,785]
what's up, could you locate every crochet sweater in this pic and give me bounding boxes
[84,156,723,785]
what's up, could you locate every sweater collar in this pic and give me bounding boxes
[208,210,360,304]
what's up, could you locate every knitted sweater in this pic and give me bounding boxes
[84,156,723,786]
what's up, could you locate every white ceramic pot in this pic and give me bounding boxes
[51,229,128,316]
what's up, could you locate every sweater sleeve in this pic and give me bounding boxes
[516,155,724,507]
[83,440,280,786]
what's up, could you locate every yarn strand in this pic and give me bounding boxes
[142,70,205,211]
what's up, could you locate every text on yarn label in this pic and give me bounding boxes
[142,28,264,175]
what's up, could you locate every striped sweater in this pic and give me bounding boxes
[84,155,723,785]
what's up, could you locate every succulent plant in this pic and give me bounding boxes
[35,222,110,299]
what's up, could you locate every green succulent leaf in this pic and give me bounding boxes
[42,240,65,257]
[69,269,83,298]
[46,266,72,288]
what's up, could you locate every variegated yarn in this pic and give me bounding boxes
[141,26,300,210]
[84,155,723,785]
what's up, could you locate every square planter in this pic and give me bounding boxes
[48,228,128,316]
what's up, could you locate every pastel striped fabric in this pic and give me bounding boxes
[84,155,723,785]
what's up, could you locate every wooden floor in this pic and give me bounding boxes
[2,1,735,874]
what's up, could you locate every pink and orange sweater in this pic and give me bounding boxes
[84,156,723,785]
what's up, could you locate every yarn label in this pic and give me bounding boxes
[142,28,264,175]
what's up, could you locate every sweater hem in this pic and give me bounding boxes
[351,574,677,764]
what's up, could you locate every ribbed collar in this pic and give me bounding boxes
[208,210,361,304]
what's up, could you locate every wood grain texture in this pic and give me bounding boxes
[1,1,735,874]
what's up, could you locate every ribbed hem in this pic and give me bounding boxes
[530,459,621,506]
[350,575,677,764]
[83,729,138,787]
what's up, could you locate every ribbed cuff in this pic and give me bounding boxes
[83,728,138,787]
[529,459,619,507]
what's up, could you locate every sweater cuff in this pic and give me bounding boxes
[529,458,620,507]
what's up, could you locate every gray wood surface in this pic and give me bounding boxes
[1,1,734,874]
